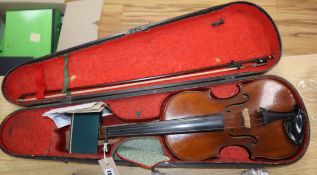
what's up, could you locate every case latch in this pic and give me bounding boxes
[253,58,269,64]
[229,61,243,69]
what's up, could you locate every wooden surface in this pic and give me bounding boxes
[1,0,317,175]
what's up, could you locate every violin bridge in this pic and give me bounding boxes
[242,108,251,129]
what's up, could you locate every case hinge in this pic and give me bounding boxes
[128,24,150,34]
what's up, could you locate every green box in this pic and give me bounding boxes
[1,9,62,58]
[0,34,4,57]
[0,15,4,57]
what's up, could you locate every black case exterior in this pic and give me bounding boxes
[1,1,282,107]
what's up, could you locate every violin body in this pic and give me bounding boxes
[164,79,301,161]
[105,78,304,161]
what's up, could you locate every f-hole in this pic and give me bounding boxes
[229,130,258,144]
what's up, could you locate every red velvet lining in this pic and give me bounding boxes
[108,93,170,120]
[34,65,46,99]
[0,77,309,165]
[3,3,280,105]
[0,109,53,155]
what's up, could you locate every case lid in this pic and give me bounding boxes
[1,2,281,107]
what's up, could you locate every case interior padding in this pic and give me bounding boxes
[2,3,280,106]
[0,77,310,166]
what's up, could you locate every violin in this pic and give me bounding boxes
[102,79,305,161]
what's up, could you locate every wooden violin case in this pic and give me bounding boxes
[0,1,310,168]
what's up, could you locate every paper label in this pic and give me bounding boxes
[43,102,112,128]
[49,114,72,128]
[98,157,120,175]
[29,33,41,43]
[104,168,115,175]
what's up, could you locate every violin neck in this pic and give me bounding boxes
[105,114,224,139]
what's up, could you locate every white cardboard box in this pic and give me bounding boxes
[57,0,103,51]
[0,0,103,52]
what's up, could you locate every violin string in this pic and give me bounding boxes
[218,121,272,130]
[99,116,266,133]
[101,117,240,132]
[100,111,290,135]
[101,120,274,138]
[101,112,263,128]
[223,114,262,119]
